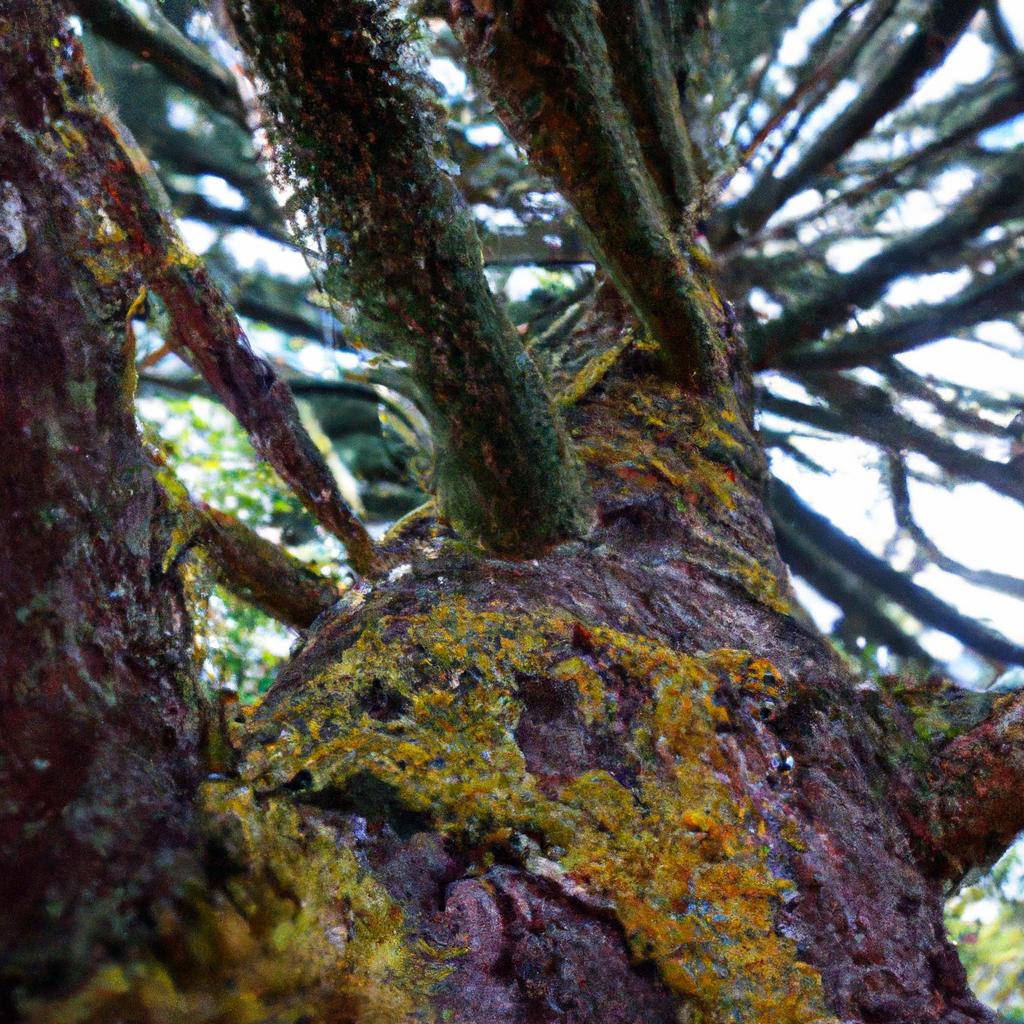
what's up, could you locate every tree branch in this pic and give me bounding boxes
[152,267,382,575]
[227,0,587,556]
[733,0,898,178]
[198,505,340,629]
[751,152,1024,366]
[985,0,1024,82]
[770,479,1024,664]
[759,74,1024,247]
[886,451,1024,601]
[453,0,723,387]
[916,687,1024,883]
[712,0,983,246]
[773,512,932,661]
[74,82,383,573]
[777,261,1024,370]
[880,358,1013,440]
[76,0,248,126]
[760,384,1024,504]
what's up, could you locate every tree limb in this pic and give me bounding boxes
[712,0,984,247]
[886,451,1024,601]
[770,479,1024,664]
[198,505,340,629]
[773,512,932,661]
[777,261,1024,370]
[227,0,587,556]
[76,0,248,126]
[751,152,1024,366]
[70,70,383,573]
[760,384,1024,504]
[453,0,723,387]
[759,74,1024,246]
[916,687,1024,883]
[985,0,1024,82]
[733,0,898,177]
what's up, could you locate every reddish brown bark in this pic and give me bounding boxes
[0,7,204,998]
[1,4,1019,1024]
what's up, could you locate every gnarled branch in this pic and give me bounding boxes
[66,55,382,574]
[227,0,587,556]
[454,0,722,387]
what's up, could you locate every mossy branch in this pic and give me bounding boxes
[226,0,587,556]
[152,267,382,576]
[197,505,340,629]
[916,688,1024,883]
[68,77,383,574]
[453,0,722,389]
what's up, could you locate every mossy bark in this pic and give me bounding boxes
[0,5,206,1001]
[2,5,1016,1024]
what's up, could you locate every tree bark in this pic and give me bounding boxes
[2,4,1017,1024]
[0,4,205,1002]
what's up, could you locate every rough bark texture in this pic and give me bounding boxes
[0,5,205,1001]
[3,3,1020,1024]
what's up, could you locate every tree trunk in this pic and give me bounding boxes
[2,4,1016,1024]
[0,3,206,1006]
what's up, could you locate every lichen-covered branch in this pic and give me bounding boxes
[38,38,382,574]
[198,505,340,629]
[152,267,382,575]
[597,0,700,222]
[454,0,722,387]
[226,0,586,556]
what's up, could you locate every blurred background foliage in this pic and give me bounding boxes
[72,0,1024,1008]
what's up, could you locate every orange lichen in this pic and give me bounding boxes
[243,601,833,1023]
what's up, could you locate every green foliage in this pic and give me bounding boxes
[947,842,1024,1018]
[137,394,311,697]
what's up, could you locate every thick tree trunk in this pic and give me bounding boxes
[0,4,206,1004]
[1,4,1015,1024]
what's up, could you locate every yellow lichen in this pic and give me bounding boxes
[244,601,834,1024]
[31,787,443,1024]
